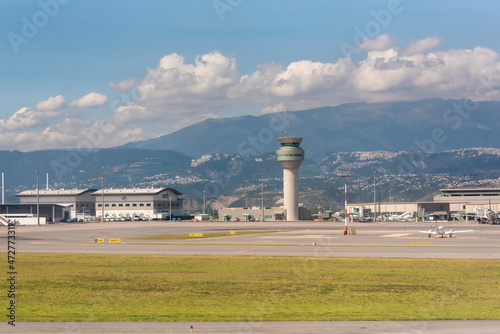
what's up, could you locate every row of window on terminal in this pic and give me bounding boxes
[96,202,181,208]
[449,194,499,197]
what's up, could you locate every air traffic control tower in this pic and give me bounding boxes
[277,137,304,221]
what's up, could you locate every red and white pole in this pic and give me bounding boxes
[343,175,349,235]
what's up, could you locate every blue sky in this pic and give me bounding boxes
[1,0,500,151]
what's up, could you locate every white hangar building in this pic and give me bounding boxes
[11,187,184,223]
[15,188,97,222]
[91,188,183,221]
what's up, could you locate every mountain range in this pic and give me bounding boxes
[121,98,500,160]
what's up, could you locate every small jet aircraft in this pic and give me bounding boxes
[419,226,474,238]
[476,200,499,224]
[484,209,498,224]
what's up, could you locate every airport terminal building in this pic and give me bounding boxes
[433,188,500,211]
[347,188,500,221]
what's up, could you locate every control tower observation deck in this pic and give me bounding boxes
[276,137,304,221]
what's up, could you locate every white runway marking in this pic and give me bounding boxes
[380,233,412,237]
[260,235,329,239]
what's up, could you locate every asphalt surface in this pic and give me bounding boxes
[2,320,500,334]
[4,220,500,258]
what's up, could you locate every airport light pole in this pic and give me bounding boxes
[260,169,264,221]
[2,172,5,205]
[202,191,206,215]
[36,167,40,226]
[372,168,376,222]
[169,195,172,221]
[388,187,392,219]
[342,175,349,235]
[101,168,105,222]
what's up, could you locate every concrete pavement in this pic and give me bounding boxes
[2,321,500,334]
[5,220,500,258]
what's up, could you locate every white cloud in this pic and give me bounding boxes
[35,95,65,111]
[69,92,108,108]
[2,107,36,130]
[404,36,442,56]
[358,34,393,51]
[103,43,500,140]
[3,36,500,151]
[113,104,150,123]
[0,107,59,131]
[270,59,354,97]
[262,103,286,114]
[109,78,138,91]
[0,131,50,150]
[122,51,240,131]
[142,51,239,98]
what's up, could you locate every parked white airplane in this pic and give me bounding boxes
[484,209,498,224]
[419,226,474,238]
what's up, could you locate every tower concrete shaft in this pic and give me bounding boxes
[276,137,304,221]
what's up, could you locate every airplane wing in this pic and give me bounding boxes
[419,230,436,235]
[444,229,474,234]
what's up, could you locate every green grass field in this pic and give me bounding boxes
[5,254,500,322]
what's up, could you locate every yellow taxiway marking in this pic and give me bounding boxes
[410,241,431,244]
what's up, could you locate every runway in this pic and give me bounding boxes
[2,320,500,334]
[4,220,500,259]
